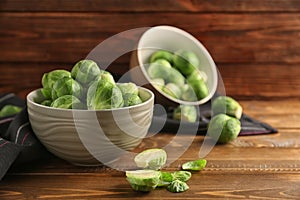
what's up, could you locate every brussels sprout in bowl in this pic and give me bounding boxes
[130,25,218,106]
[27,87,154,166]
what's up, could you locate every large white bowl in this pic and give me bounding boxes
[27,88,154,166]
[130,25,218,106]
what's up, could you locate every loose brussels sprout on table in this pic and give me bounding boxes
[167,179,189,193]
[134,148,167,170]
[0,105,22,117]
[212,96,243,119]
[38,59,145,110]
[126,170,161,192]
[146,49,209,102]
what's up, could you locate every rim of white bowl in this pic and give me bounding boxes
[26,87,154,112]
[137,25,218,106]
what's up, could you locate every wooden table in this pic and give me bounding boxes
[1,100,299,199]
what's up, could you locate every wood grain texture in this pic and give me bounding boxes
[1,0,300,12]
[0,13,299,63]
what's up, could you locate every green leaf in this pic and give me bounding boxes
[167,180,189,193]
[182,159,207,171]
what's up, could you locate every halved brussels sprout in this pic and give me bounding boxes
[182,159,207,171]
[162,83,182,99]
[173,105,197,123]
[134,148,167,170]
[187,70,209,100]
[41,69,71,99]
[207,113,241,144]
[51,77,83,100]
[167,179,189,193]
[157,172,174,187]
[71,59,101,84]
[117,82,139,96]
[126,170,161,192]
[123,93,142,107]
[212,96,243,119]
[149,50,174,64]
[87,79,123,110]
[173,50,200,76]
[172,171,192,182]
[0,105,22,117]
[50,95,84,109]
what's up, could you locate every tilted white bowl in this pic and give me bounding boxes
[27,87,154,166]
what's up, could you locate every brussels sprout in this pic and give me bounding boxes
[157,172,174,187]
[182,159,207,171]
[134,148,167,170]
[0,105,22,117]
[167,67,185,86]
[87,79,123,110]
[123,93,142,107]
[41,69,71,99]
[126,170,161,192]
[173,50,200,76]
[71,59,101,84]
[147,59,172,80]
[181,84,198,102]
[172,171,192,182]
[162,83,182,99]
[167,180,189,193]
[117,82,139,96]
[187,70,209,100]
[207,114,241,144]
[212,96,243,119]
[51,77,82,100]
[173,105,197,123]
[50,95,84,109]
[149,50,174,64]
[150,78,165,90]
[40,100,52,107]
[94,70,116,85]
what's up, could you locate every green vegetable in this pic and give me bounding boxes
[182,159,207,171]
[181,84,198,102]
[123,93,142,107]
[187,70,209,100]
[41,69,71,99]
[172,171,192,182]
[150,78,165,90]
[95,70,116,85]
[147,59,172,80]
[173,105,197,123]
[50,95,84,109]
[71,59,101,84]
[162,83,182,99]
[157,172,174,187]
[167,180,189,193]
[117,82,139,96]
[87,79,124,110]
[40,100,52,107]
[0,105,22,117]
[212,96,243,119]
[51,77,83,100]
[173,50,199,76]
[207,113,241,144]
[126,170,161,192]
[134,148,167,170]
[149,50,174,64]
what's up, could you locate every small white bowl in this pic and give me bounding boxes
[130,25,218,106]
[27,87,154,166]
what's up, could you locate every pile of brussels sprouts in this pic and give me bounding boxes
[39,59,143,110]
[147,50,208,102]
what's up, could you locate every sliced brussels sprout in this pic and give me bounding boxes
[149,50,174,64]
[181,84,198,102]
[0,105,22,117]
[87,79,123,110]
[162,83,182,99]
[167,180,189,193]
[71,59,101,84]
[123,93,142,107]
[172,171,192,182]
[173,105,197,123]
[50,95,84,109]
[134,148,167,170]
[51,77,82,100]
[126,170,161,192]
[187,70,209,100]
[41,69,71,99]
[147,59,172,80]
[173,50,200,76]
[207,113,241,144]
[117,82,139,96]
[40,100,52,107]
[157,172,174,187]
[212,96,243,119]
[182,159,207,171]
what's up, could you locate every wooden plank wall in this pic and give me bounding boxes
[0,0,299,99]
